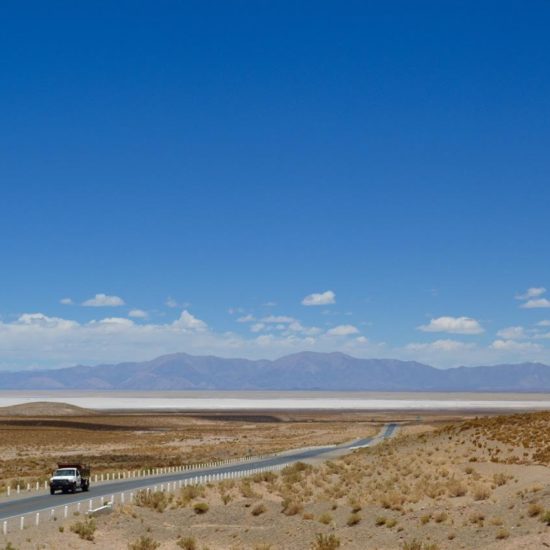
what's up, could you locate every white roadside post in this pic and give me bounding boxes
[20,517,24,530]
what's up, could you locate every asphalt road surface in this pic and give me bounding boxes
[0,422,397,522]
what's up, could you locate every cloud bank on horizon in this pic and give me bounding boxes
[1,287,550,371]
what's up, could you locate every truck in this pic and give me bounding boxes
[49,463,90,495]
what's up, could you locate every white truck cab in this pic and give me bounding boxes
[49,463,90,494]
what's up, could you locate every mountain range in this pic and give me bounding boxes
[1,352,550,391]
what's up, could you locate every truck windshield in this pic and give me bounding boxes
[54,469,76,476]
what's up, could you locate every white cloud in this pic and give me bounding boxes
[172,310,207,331]
[355,336,368,344]
[521,298,550,309]
[537,320,550,327]
[16,313,78,330]
[237,314,255,323]
[407,339,475,352]
[261,315,296,323]
[263,301,277,307]
[302,290,336,306]
[516,287,546,300]
[490,339,542,351]
[60,298,73,305]
[496,326,525,340]
[418,316,484,335]
[250,323,265,333]
[326,324,359,336]
[165,297,179,308]
[82,293,125,307]
[128,309,148,319]
[95,317,135,327]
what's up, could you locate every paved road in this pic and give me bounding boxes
[0,423,397,522]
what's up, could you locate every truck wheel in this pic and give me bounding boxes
[82,482,89,492]
[50,488,55,495]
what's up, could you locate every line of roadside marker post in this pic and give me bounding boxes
[1,460,287,536]
[0,427,394,536]
[1,453,274,498]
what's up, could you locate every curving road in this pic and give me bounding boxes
[0,423,397,522]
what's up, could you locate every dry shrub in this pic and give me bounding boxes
[128,536,160,550]
[281,498,303,516]
[473,484,491,501]
[402,541,439,550]
[310,533,340,550]
[252,471,277,483]
[347,512,361,526]
[528,502,543,517]
[496,528,509,540]
[541,511,550,525]
[240,480,259,498]
[251,503,267,516]
[177,536,197,550]
[193,502,209,514]
[447,479,467,497]
[493,472,507,486]
[178,485,204,506]
[318,512,332,525]
[134,490,172,513]
[70,517,96,541]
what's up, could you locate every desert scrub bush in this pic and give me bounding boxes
[402,541,439,550]
[473,484,491,501]
[528,502,543,517]
[541,510,550,525]
[346,512,361,526]
[251,503,267,516]
[70,517,96,541]
[134,490,172,512]
[240,480,259,498]
[434,511,447,523]
[470,511,485,525]
[310,533,341,550]
[281,498,303,516]
[375,515,387,526]
[447,479,467,497]
[128,536,160,550]
[318,512,332,525]
[386,518,397,528]
[193,502,209,514]
[178,485,205,506]
[252,471,277,483]
[282,462,312,484]
[177,536,197,550]
[493,472,507,486]
[495,528,509,540]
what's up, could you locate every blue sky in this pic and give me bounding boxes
[1,2,550,369]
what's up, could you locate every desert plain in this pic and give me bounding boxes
[0,402,549,549]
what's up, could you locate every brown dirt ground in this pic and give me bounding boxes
[2,409,550,549]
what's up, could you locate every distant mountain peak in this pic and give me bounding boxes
[1,353,549,392]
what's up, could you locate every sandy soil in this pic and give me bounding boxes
[1,408,550,549]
